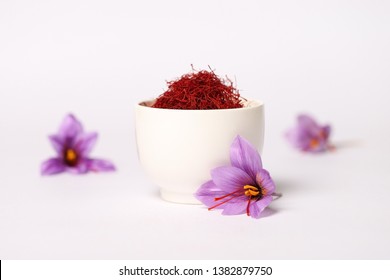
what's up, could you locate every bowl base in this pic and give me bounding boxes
[160,189,201,204]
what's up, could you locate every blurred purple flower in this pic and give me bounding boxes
[286,114,332,153]
[195,135,279,219]
[41,114,116,175]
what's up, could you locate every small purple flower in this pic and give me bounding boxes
[195,135,279,219]
[41,114,116,175]
[286,114,332,153]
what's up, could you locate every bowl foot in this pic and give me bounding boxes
[160,189,201,204]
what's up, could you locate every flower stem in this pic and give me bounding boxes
[272,192,282,200]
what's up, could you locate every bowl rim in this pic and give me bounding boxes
[136,99,264,112]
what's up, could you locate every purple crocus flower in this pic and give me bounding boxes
[195,135,279,219]
[41,114,116,175]
[286,114,332,153]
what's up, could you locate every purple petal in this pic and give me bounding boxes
[285,127,305,149]
[76,159,89,174]
[250,195,273,219]
[58,114,83,141]
[87,159,116,172]
[41,158,66,175]
[195,180,226,208]
[256,169,275,195]
[63,159,88,174]
[230,135,262,181]
[298,114,325,138]
[221,201,247,215]
[74,132,98,156]
[211,166,254,192]
[297,114,319,133]
[322,125,331,140]
[48,135,64,155]
[286,125,313,150]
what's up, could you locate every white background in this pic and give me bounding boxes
[1,0,390,259]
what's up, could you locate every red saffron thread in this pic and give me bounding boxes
[214,189,242,201]
[208,189,244,210]
[153,67,243,110]
[246,196,252,216]
[208,195,238,211]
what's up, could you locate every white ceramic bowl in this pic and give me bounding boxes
[135,99,265,204]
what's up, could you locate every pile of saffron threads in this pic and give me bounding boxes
[152,68,243,110]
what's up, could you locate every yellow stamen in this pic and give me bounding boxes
[309,138,319,148]
[66,149,77,162]
[244,185,258,191]
[243,185,259,197]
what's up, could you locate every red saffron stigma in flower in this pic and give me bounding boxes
[208,189,243,210]
[214,189,242,201]
[246,196,252,216]
[208,196,238,211]
[153,66,243,110]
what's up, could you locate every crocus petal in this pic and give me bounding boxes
[87,159,116,172]
[285,127,306,150]
[195,180,226,208]
[77,159,90,173]
[221,201,247,215]
[48,135,64,155]
[286,126,313,150]
[297,114,321,135]
[256,169,275,195]
[58,114,83,141]
[41,158,66,175]
[322,125,331,139]
[297,114,317,126]
[64,159,88,174]
[230,135,262,181]
[211,166,254,192]
[74,132,98,157]
[250,195,273,219]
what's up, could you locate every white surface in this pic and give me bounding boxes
[1,0,390,259]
